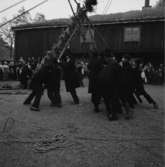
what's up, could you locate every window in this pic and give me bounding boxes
[124,27,140,42]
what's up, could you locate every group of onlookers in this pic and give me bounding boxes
[0,61,11,81]
[140,62,164,85]
[0,57,164,86]
[0,57,39,86]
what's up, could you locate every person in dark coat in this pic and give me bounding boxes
[23,63,49,111]
[130,61,143,103]
[46,58,62,107]
[62,54,80,104]
[19,63,32,89]
[131,61,158,109]
[95,57,122,120]
[88,52,104,112]
[119,56,137,109]
[76,61,84,87]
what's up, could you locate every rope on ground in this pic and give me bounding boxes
[33,134,68,153]
[0,134,70,153]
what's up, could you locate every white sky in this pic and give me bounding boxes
[0,0,159,21]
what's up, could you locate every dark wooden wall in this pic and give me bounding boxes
[14,21,164,61]
[93,21,163,55]
[14,27,64,60]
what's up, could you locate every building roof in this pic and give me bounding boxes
[90,7,164,24]
[12,7,164,31]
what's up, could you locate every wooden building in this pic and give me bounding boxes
[12,7,164,64]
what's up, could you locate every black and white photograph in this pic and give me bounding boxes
[0,0,164,166]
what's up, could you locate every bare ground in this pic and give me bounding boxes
[0,80,164,167]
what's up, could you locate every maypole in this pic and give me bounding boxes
[49,0,97,62]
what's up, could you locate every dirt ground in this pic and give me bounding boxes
[0,80,164,167]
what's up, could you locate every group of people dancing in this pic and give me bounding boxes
[23,50,81,111]
[88,53,158,120]
[23,50,159,121]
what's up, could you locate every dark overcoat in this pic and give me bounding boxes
[119,62,135,96]
[96,60,120,97]
[88,57,104,93]
[46,63,62,91]
[20,65,32,84]
[29,65,48,90]
[63,60,80,92]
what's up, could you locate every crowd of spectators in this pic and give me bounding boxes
[75,59,164,85]
[0,57,41,88]
[0,57,164,87]
[140,62,164,85]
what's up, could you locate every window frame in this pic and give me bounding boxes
[124,26,141,42]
